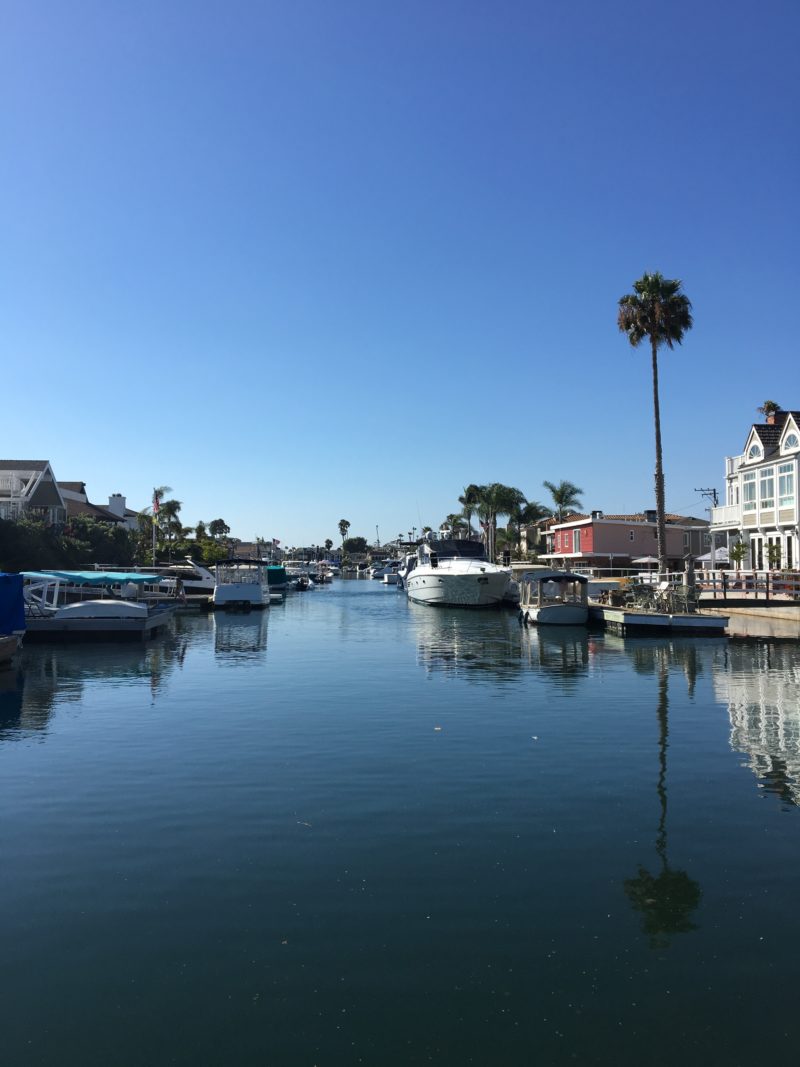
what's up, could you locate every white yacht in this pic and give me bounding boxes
[404,538,512,607]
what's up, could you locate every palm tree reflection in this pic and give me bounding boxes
[624,649,702,948]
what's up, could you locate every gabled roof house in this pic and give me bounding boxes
[0,460,67,525]
[710,407,800,570]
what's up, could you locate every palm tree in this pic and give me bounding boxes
[458,484,483,538]
[618,272,693,574]
[338,519,350,557]
[757,400,781,420]
[542,480,584,522]
[512,500,551,558]
[474,483,526,562]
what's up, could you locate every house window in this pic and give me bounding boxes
[629,530,635,541]
[778,463,795,508]
[748,443,762,459]
[784,433,799,450]
[759,467,775,510]
[574,529,581,554]
[653,528,658,539]
[743,471,756,512]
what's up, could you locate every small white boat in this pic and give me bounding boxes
[212,559,274,610]
[519,571,589,626]
[21,570,175,640]
[405,538,512,607]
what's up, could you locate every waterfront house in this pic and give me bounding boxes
[538,510,709,571]
[58,483,141,531]
[709,408,799,569]
[0,460,67,525]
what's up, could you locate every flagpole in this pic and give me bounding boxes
[152,489,157,567]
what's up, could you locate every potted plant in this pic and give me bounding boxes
[728,540,748,569]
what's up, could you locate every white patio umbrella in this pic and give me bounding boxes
[632,555,659,567]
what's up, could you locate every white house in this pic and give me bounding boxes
[710,408,799,569]
[0,460,67,525]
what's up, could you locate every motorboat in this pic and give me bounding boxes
[212,559,277,610]
[381,562,403,585]
[404,538,512,607]
[21,570,175,640]
[156,558,216,597]
[518,571,589,626]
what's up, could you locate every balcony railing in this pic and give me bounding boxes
[710,503,740,527]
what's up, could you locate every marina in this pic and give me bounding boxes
[2,579,800,1065]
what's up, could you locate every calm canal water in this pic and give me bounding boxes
[2,580,799,1066]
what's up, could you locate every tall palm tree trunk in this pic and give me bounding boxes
[651,338,668,573]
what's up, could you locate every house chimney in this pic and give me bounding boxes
[107,493,126,518]
[766,412,777,425]
[591,510,604,520]
[645,509,657,523]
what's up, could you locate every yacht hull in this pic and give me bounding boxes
[406,568,510,607]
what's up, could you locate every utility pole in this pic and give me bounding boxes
[695,487,719,571]
[694,487,718,507]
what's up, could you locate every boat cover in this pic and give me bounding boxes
[21,571,161,585]
[523,571,589,584]
[0,572,25,633]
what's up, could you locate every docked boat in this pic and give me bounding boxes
[156,558,216,597]
[21,570,175,641]
[518,571,589,626]
[404,538,512,607]
[212,559,277,610]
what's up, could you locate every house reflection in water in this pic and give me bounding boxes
[714,642,800,807]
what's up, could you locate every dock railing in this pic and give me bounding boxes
[695,570,800,602]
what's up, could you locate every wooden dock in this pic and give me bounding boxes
[588,603,728,636]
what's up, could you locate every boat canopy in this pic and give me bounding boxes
[21,570,161,585]
[424,539,486,559]
[523,571,589,585]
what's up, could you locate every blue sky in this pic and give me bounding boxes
[3,0,798,547]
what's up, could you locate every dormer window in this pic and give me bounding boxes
[748,443,762,460]
[784,433,799,451]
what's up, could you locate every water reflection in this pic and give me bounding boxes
[624,650,703,947]
[520,625,592,686]
[0,633,192,742]
[714,641,800,807]
[409,604,527,682]
[213,610,269,664]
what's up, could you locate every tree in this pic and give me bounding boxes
[343,536,367,553]
[324,538,333,553]
[195,521,207,540]
[618,272,693,574]
[208,518,230,540]
[338,519,350,549]
[728,540,748,570]
[757,400,781,419]
[474,483,526,562]
[458,484,483,538]
[542,480,583,522]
